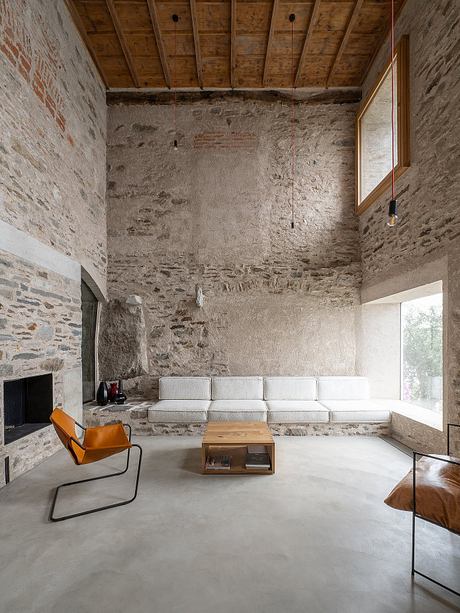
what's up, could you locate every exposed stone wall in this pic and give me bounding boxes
[106,95,361,396]
[359,0,460,450]
[0,0,107,292]
[0,0,106,484]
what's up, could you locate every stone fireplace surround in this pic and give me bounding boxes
[0,221,84,486]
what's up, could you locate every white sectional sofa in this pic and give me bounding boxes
[265,377,328,423]
[208,376,267,421]
[151,377,211,423]
[147,375,391,426]
[317,377,391,423]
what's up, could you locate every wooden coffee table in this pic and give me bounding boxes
[201,422,275,475]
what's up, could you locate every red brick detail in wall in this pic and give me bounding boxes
[0,0,73,144]
[193,132,258,151]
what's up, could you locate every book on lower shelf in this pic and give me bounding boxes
[245,444,271,470]
[206,455,231,470]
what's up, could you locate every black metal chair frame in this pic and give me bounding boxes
[49,422,142,522]
[412,423,460,597]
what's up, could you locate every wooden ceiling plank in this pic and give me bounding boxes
[326,0,364,88]
[105,0,140,87]
[190,0,204,88]
[231,0,237,88]
[294,0,321,87]
[360,0,409,86]
[262,0,279,86]
[146,0,171,88]
[65,0,109,88]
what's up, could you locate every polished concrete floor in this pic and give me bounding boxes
[0,436,459,613]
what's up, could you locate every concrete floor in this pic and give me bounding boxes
[0,437,459,613]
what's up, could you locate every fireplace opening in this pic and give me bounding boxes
[3,373,53,444]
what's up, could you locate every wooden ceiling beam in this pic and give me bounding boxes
[190,0,203,89]
[105,0,140,87]
[262,0,279,87]
[146,0,171,88]
[326,0,364,88]
[231,0,237,88]
[64,0,108,88]
[294,0,322,87]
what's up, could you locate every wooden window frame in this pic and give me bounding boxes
[355,35,410,215]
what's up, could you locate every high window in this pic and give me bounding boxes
[356,36,410,214]
[401,293,443,413]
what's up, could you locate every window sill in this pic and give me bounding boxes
[389,400,443,431]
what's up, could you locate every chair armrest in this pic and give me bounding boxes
[68,436,86,451]
[75,420,86,431]
[447,423,460,455]
[414,451,460,467]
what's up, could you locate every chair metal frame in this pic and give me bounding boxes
[411,423,460,597]
[49,422,143,522]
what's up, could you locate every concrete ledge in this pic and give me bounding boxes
[0,220,81,281]
[380,400,442,430]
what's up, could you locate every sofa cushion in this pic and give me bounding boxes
[208,400,267,421]
[267,400,328,423]
[212,377,263,400]
[320,400,390,423]
[148,400,210,423]
[317,377,369,401]
[264,377,317,400]
[159,377,211,400]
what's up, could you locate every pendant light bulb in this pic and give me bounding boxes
[173,139,178,151]
[387,198,398,227]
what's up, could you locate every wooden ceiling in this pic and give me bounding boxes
[66,0,405,90]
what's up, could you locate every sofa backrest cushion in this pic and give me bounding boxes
[317,376,369,400]
[264,377,317,400]
[159,377,211,400]
[212,376,263,400]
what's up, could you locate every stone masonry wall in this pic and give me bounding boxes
[0,0,106,483]
[107,95,361,397]
[359,0,460,450]
[0,0,107,293]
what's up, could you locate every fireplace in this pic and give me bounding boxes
[4,374,53,444]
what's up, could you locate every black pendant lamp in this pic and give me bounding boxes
[387,0,398,227]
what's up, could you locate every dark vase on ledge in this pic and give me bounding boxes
[108,381,118,403]
[114,379,127,405]
[96,381,109,406]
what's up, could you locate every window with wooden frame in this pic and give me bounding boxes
[356,36,410,215]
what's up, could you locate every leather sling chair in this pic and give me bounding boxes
[49,408,142,522]
[385,423,460,597]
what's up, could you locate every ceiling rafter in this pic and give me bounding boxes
[64,0,108,88]
[189,0,203,89]
[105,0,140,88]
[294,0,322,87]
[326,0,364,88]
[231,0,237,88]
[66,0,405,90]
[146,0,171,88]
[262,0,279,87]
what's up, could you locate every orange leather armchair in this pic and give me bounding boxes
[49,408,142,522]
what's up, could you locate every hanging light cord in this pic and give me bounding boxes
[290,15,296,229]
[390,0,395,200]
[174,16,178,148]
